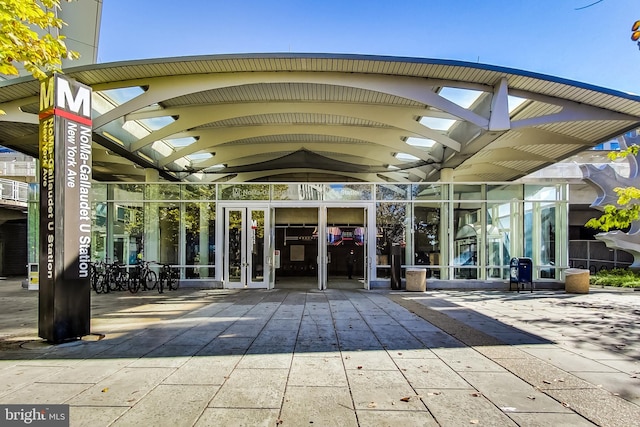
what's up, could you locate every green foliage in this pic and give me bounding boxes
[586,144,640,231]
[0,0,79,81]
[586,198,640,231]
[608,144,640,161]
[589,268,640,288]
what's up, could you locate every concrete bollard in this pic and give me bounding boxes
[565,268,590,294]
[405,268,427,292]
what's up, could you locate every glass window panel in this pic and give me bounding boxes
[414,203,441,279]
[524,201,557,279]
[112,184,144,201]
[453,184,482,201]
[220,184,270,200]
[146,184,180,200]
[324,184,372,200]
[157,203,180,264]
[486,202,512,279]
[91,202,107,262]
[540,204,556,279]
[453,203,481,279]
[182,184,216,201]
[251,209,265,282]
[412,184,443,200]
[524,202,533,259]
[91,183,107,202]
[487,184,523,201]
[376,202,408,269]
[112,202,143,264]
[185,202,216,279]
[376,184,411,201]
[228,210,242,282]
[525,185,558,201]
[272,184,322,201]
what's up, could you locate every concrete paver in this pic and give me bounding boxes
[0,278,639,426]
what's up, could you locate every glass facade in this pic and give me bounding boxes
[28,182,569,286]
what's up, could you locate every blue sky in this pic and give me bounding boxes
[97,0,640,93]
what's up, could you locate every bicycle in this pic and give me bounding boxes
[90,262,104,294]
[158,264,180,293]
[128,260,157,293]
[108,262,129,292]
[91,261,112,294]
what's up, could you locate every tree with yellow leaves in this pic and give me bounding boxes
[586,145,640,231]
[0,0,78,81]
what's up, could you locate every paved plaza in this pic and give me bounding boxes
[0,278,639,426]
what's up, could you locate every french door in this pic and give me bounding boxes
[223,205,270,288]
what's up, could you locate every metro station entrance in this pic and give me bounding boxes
[271,205,368,290]
[325,207,368,289]
[274,207,319,289]
[220,202,371,290]
[222,205,270,288]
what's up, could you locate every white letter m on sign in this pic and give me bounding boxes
[56,77,91,118]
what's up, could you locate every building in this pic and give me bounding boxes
[1,54,640,289]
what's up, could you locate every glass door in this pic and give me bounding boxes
[324,206,369,289]
[224,206,269,288]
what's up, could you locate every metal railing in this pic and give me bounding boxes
[0,179,28,205]
[0,160,36,178]
[569,239,633,272]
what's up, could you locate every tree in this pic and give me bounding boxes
[0,0,78,81]
[586,145,640,231]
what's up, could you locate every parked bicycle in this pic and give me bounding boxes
[158,263,180,293]
[91,260,130,294]
[90,261,106,294]
[128,260,158,293]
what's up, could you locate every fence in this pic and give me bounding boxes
[0,179,28,206]
[569,239,633,273]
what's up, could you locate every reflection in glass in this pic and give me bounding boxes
[413,203,440,278]
[220,184,270,200]
[185,203,215,279]
[487,184,523,201]
[158,203,180,264]
[228,210,242,282]
[325,184,372,200]
[146,184,180,201]
[251,209,265,282]
[272,184,322,201]
[412,184,443,200]
[525,185,558,201]
[376,184,411,200]
[112,202,143,264]
[453,205,480,279]
[182,184,216,200]
[376,202,407,277]
[486,202,512,279]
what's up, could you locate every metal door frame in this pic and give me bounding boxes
[220,204,270,289]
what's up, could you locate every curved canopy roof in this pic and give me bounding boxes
[2,53,640,183]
